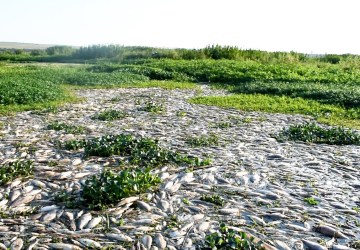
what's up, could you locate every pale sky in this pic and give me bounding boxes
[1,0,359,54]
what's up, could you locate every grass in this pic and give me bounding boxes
[0,63,198,115]
[189,94,360,129]
[222,81,360,108]
[0,85,80,115]
[275,123,360,145]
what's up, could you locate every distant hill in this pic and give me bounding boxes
[0,42,78,50]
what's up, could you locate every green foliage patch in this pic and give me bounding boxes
[0,77,66,105]
[275,123,360,145]
[200,194,225,206]
[189,94,360,129]
[186,133,219,147]
[82,169,161,210]
[91,110,127,121]
[204,223,265,250]
[0,160,34,186]
[64,134,210,167]
[225,81,360,108]
[47,121,86,134]
[138,101,166,113]
[304,197,319,206]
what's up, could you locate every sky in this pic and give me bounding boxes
[1,0,360,55]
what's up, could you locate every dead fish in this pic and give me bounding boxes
[27,239,39,250]
[85,216,102,229]
[78,238,101,248]
[285,223,308,231]
[332,245,352,250]
[0,243,7,250]
[154,233,166,249]
[61,214,77,231]
[118,196,139,206]
[49,243,82,250]
[0,199,8,208]
[134,219,153,225]
[274,240,291,250]
[41,209,57,222]
[31,180,46,188]
[250,215,266,226]
[141,235,152,249]
[106,233,133,242]
[137,201,152,212]
[63,211,75,221]
[10,238,23,250]
[168,182,181,193]
[302,239,327,250]
[10,195,34,207]
[10,179,22,188]
[40,205,59,212]
[9,190,21,202]
[197,221,211,232]
[156,200,170,212]
[263,212,288,220]
[219,208,239,215]
[22,185,34,193]
[77,213,92,230]
[314,225,348,239]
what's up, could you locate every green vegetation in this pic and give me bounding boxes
[204,223,264,250]
[82,169,161,210]
[0,160,33,186]
[275,123,360,145]
[200,194,225,206]
[213,121,232,129]
[47,121,86,134]
[64,134,211,167]
[138,101,166,113]
[91,110,127,121]
[304,197,319,206]
[63,139,86,150]
[189,94,360,129]
[185,133,219,147]
[1,45,360,128]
